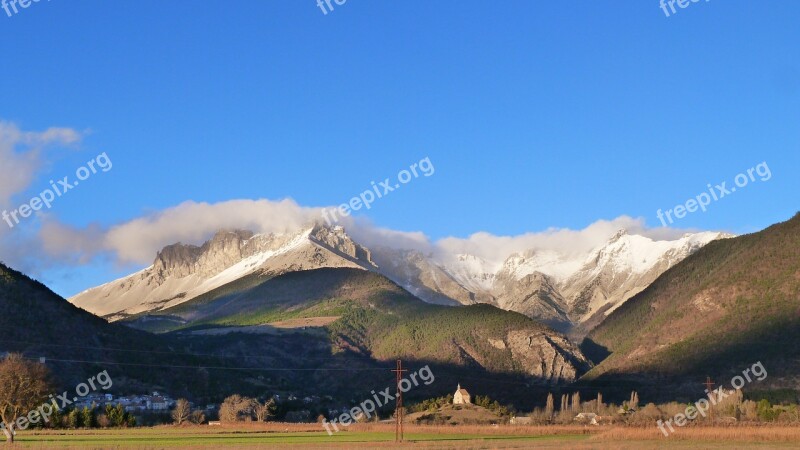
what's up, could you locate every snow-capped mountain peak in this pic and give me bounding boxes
[438,253,499,293]
[70,222,732,335]
[376,229,732,331]
[69,224,375,319]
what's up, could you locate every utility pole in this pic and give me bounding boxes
[704,376,715,421]
[391,359,408,443]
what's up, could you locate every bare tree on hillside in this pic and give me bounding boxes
[0,354,52,443]
[172,399,191,425]
[253,398,276,422]
[219,395,254,422]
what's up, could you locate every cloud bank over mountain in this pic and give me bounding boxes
[36,197,704,269]
[0,121,717,292]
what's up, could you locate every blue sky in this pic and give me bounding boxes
[0,0,797,296]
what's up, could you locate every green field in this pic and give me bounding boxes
[12,429,588,449]
[10,425,800,449]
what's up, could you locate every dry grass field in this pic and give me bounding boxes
[9,423,800,449]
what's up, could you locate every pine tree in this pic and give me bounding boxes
[105,404,115,425]
[115,404,126,427]
[105,403,127,427]
[81,407,95,428]
[50,408,63,429]
[67,409,80,429]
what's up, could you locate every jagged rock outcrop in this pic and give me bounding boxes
[505,330,591,383]
[493,271,570,331]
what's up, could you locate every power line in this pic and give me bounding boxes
[24,357,394,372]
[0,338,377,362]
[6,340,679,388]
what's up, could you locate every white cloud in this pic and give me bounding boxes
[0,121,716,294]
[0,121,82,209]
[347,219,433,254]
[0,121,83,271]
[0,120,705,276]
[33,196,705,272]
[433,216,696,265]
[39,220,105,265]
[39,198,326,264]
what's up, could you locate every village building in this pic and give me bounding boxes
[575,412,602,425]
[453,384,472,405]
[148,395,170,410]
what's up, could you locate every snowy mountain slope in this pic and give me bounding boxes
[70,222,730,333]
[375,229,731,331]
[559,230,728,322]
[69,225,375,319]
[369,248,489,306]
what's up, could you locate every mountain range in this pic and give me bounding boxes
[0,259,588,409]
[5,213,798,407]
[69,223,729,335]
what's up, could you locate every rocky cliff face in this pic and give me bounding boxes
[505,330,590,383]
[493,271,570,330]
[150,230,337,282]
[70,225,376,318]
[153,230,257,281]
[310,225,373,263]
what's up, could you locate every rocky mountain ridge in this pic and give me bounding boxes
[375,229,731,332]
[70,223,730,334]
[71,225,375,319]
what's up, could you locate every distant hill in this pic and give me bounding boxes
[583,212,800,399]
[406,403,504,425]
[0,262,219,395]
[0,262,390,404]
[123,267,592,385]
[0,260,592,410]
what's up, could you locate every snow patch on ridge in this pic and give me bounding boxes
[438,253,499,293]
[191,228,314,297]
[500,250,586,282]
